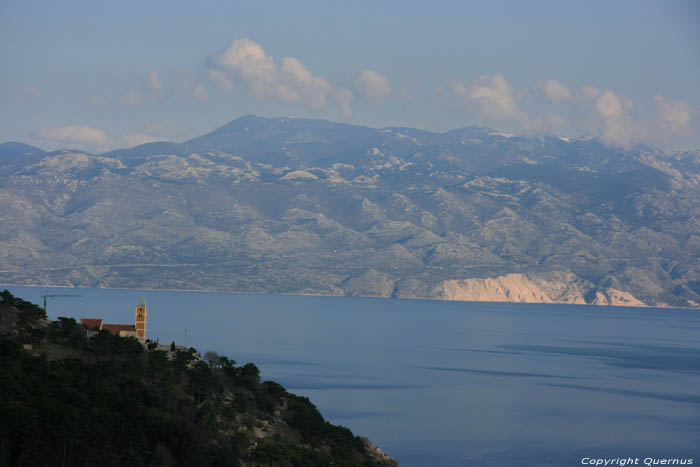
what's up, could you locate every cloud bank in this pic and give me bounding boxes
[536,79,572,103]
[32,122,180,152]
[449,74,526,129]
[34,125,111,146]
[208,38,353,116]
[120,71,167,108]
[653,94,692,137]
[50,38,696,152]
[354,70,392,104]
[448,74,696,149]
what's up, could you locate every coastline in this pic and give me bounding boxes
[3,282,698,311]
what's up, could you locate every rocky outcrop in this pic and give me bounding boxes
[362,437,398,466]
[437,272,647,306]
[589,288,646,307]
[341,269,396,297]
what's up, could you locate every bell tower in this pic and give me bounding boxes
[135,293,147,342]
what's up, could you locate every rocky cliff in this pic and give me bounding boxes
[438,271,646,306]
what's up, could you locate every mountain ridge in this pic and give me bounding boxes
[2,115,699,308]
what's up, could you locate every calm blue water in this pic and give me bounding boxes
[7,286,700,466]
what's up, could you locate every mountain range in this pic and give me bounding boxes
[1,115,699,307]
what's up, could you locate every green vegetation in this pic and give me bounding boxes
[0,290,396,467]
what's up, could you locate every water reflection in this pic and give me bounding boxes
[417,366,566,379]
[544,382,700,405]
[504,343,700,373]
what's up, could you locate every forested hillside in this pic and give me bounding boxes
[0,290,396,467]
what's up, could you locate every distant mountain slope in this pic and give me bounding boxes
[0,141,46,158]
[101,141,188,163]
[183,114,379,167]
[1,115,699,308]
[0,141,47,172]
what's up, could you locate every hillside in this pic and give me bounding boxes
[1,115,699,307]
[0,290,397,467]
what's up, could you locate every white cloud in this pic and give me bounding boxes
[595,90,623,119]
[281,57,313,85]
[653,94,693,136]
[443,73,696,149]
[335,87,353,118]
[593,94,695,149]
[119,71,167,108]
[34,121,178,150]
[354,69,392,104]
[213,38,280,98]
[585,90,645,147]
[451,73,524,122]
[597,116,642,148]
[208,69,233,92]
[281,56,333,109]
[580,85,601,101]
[547,114,567,128]
[34,125,111,146]
[468,74,519,119]
[536,79,571,102]
[145,71,165,99]
[209,38,349,115]
[192,83,209,101]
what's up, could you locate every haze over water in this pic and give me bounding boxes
[10,286,700,466]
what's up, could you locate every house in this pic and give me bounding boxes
[80,318,138,338]
[80,294,148,342]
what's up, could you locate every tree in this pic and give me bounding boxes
[238,363,261,388]
[204,351,221,368]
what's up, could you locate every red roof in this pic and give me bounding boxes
[80,318,103,330]
[101,324,136,334]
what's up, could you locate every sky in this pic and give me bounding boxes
[1,0,699,153]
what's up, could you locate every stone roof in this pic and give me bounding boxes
[80,318,103,330]
[101,323,136,334]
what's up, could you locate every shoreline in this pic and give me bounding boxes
[2,282,698,311]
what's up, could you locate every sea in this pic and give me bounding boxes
[6,286,700,467]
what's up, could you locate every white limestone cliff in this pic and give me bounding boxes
[438,272,646,307]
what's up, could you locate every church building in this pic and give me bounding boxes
[80,294,148,343]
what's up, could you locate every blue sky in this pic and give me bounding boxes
[1,0,699,152]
